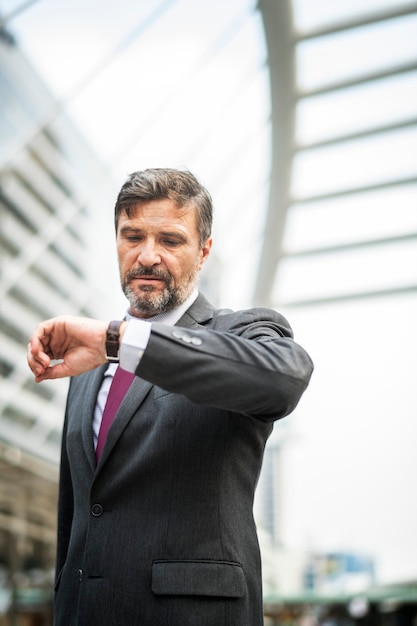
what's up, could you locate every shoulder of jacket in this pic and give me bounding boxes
[212,306,288,329]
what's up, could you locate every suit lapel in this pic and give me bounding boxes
[176,292,215,329]
[81,364,108,473]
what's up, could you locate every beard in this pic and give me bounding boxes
[122,265,199,317]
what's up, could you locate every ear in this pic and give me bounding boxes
[198,237,212,269]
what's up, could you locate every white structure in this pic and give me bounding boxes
[0,29,118,609]
[0,29,118,465]
[257,0,417,589]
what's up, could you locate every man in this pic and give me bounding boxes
[28,168,313,626]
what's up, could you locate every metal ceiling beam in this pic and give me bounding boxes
[291,175,417,205]
[254,0,295,306]
[298,60,417,98]
[285,232,417,258]
[281,284,417,309]
[255,1,417,308]
[294,2,417,40]
[297,116,417,151]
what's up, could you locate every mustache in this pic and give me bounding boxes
[124,267,172,282]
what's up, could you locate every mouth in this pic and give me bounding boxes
[133,275,164,283]
[130,276,166,290]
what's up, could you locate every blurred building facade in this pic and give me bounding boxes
[0,27,116,622]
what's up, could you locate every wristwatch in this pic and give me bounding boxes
[105,320,123,362]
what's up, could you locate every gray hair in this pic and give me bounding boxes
[114,168,213,246]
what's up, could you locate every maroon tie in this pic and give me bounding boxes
[96,366,135,460]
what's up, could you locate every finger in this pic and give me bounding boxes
[27,343,43,376]
[28,339,50,371]
[35,361,71,382]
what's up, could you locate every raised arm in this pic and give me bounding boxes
[27,316,120,382]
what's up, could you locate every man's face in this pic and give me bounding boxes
[116,199,212,318]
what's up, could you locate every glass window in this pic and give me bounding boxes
[283,185,417,252]
[296,14,417,91]
[273,240,417,304]
[296,72,417,145]
[292,0,417,32]
[291,127,417,199]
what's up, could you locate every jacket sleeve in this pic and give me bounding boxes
[136,307,313,422]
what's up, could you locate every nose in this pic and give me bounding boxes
[137,239,161,267]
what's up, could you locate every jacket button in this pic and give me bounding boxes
[78,569,83,582]
[91,503,103,517]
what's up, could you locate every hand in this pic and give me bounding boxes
[27,316,115,382]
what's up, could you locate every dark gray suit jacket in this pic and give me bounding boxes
[55,294,313,626]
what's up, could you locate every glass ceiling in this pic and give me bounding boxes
[258,0,417,588]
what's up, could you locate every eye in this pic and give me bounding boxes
[163,238,181,247]
[125,233,143,242]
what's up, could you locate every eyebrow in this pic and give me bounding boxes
[119,226,188,243]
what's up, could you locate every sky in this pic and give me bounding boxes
[2,0,417,591]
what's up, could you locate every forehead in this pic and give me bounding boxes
[118,198,198,233]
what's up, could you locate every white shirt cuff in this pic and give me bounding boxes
[119,319,152,373]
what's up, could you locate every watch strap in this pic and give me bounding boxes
[105,320,123,362]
